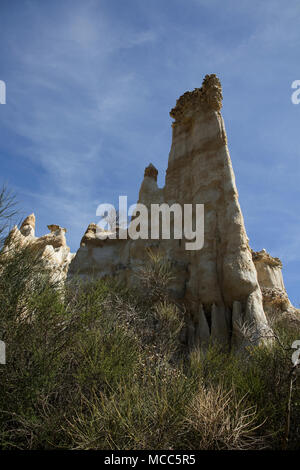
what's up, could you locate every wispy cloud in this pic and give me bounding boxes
[0,0,300,304]
[0,1,158,247]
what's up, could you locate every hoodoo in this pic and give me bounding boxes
[69,74,274,350]
[3,214,74,284]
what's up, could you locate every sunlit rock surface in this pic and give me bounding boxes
[3,213,74,284]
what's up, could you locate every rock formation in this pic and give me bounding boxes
[3,214,74,284]
[252,249,294,314]
[69,74,275,350]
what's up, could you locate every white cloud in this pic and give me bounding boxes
[0,1,159,250]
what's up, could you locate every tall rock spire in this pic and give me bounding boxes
[164,74,270,348]
[69,74,272,350]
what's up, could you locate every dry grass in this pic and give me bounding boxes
[184,385,266,450]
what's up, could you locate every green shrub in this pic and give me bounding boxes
[0,195,298,449]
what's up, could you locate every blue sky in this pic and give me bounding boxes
[0,0,300,305]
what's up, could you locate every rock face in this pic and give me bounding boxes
[69,74,273,350]
[3,214,74,284]
[252,249,293,314]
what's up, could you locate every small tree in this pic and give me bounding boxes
[0,186,17,249]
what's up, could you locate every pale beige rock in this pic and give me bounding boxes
[20,213,35,230]
[252,249,284,290]
[20,213,36,237]
[3,214,74,284]
[69,74,273,350]
[252,249,297,315]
